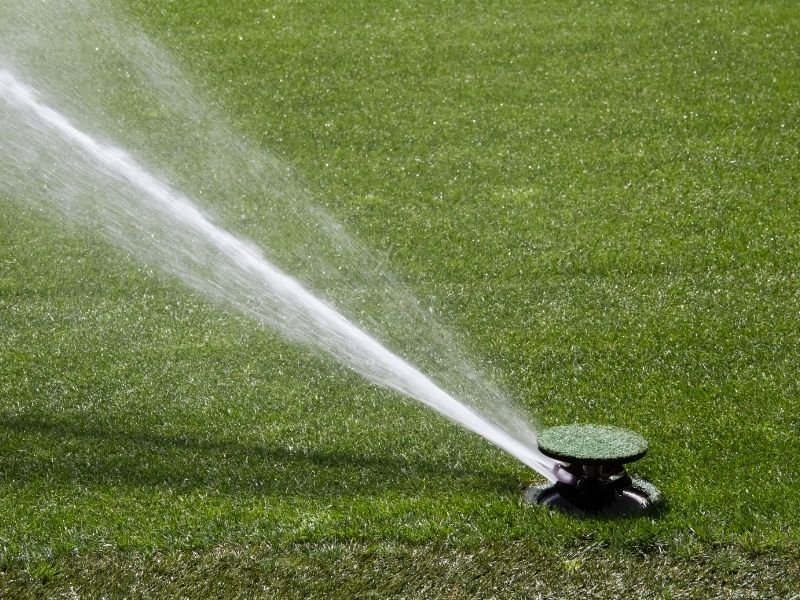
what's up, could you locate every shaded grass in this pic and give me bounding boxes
[2,543,799,599]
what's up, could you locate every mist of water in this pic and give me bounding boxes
[0,0,562,480]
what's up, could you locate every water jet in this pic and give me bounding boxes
[525,424,661,516]
[0,65,561,482]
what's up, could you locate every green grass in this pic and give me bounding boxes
[2,0,799,596]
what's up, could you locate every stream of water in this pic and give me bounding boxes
[0,0,563,482]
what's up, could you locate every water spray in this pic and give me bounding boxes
[0,68,664,513]
[0,67,562,481]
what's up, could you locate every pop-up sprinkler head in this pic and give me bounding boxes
[525,424,661,516]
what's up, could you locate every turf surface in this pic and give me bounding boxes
[1,0,799,596]
[537,424,648,464]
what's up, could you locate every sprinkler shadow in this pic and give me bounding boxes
[573,498,670,522]
[0,412,518,498]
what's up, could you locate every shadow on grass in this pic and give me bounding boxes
[0,412,519,498]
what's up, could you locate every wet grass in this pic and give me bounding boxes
[2,0,799,596]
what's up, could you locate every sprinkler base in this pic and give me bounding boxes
[524,476,660,517]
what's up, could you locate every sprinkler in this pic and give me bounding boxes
[525,424,661,516]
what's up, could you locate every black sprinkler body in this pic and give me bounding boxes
[525,424,661,516]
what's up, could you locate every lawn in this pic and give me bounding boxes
[1,0,798,597]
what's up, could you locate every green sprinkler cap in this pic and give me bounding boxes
[537,423,648,465]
